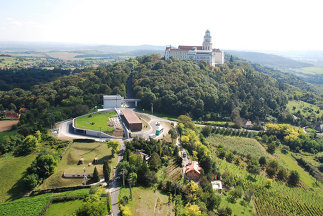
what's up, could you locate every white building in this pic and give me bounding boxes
[165,30,224,66]
[103,95,124,108]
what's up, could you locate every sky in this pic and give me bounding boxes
[0,0,322,51]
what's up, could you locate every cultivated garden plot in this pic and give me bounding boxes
[0,120,19,132]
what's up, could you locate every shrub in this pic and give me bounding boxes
[288,170,300,186]
[277,168,288,181]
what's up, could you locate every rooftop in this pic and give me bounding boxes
[121,109,141,124]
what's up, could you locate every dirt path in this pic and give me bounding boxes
[0,120,19,132]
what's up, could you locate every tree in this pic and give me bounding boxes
[288,170,300,186]
[33,152,58,178]
[16,135,38,155]
[201,126,213,137]
[185,203,202,216]
[9,103,16,111]
[266,160,279,178]
[259,156,267,166]
[149,152,161,171]
[267,143,276,154]
[23,173,39,190]
[76,189,107,216]
[93,167,100,182]
[107,140,120,156]
[168,128,178,140]
[103,162,111,183]
[218,149,226,159]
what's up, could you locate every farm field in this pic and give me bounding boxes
[74,111,117,134]
[45,199,84,216]
[0,188,90,216]
[0,120,19,132]
[207,134,270,159]
[0,153,37,202]
[216,158,323,216]
[294,66,323,75]
[119,187,173,216]
[38,141,118,189]
[286,100,322,118]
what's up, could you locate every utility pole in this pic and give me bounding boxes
[151,103,153,114]
[99,127,102,141]
[127,178,133,200]
[122,169,125,186]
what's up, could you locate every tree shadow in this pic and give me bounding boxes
[6,175,30,201]
[97,155,114,164]
[246,175,257,182]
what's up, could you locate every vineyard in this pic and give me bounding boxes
[254,189,323,216]
[216,158,323,216]
[207,134,270,159]
[163,160,182,182]
[0,188,90,216]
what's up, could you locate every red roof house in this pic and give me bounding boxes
[185,161,202,182]
[4,112,20,119]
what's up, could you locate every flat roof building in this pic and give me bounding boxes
[121,109,142,131]
[103,95,124,109]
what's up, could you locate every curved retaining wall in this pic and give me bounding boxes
[72,109,117,139]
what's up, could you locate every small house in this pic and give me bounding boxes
[4,112,20,120]
[244,120,253,128]
[185,161,202,182]
[211,180,223,190]
[133,151,150,161]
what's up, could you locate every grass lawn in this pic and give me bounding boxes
[119,187,173,216]
[0,153,37,202]
[38,141,118,189]
[74,111,117,134]
[45,199,84,216]
[286,100,322,118]
[207,134,270,159]
[0,129,18,140]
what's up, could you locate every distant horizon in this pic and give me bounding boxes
[1,0,323,51]
[0,40,323,53]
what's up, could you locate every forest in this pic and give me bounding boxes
[0,54,321,134]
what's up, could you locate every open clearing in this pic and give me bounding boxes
[74,111,117,134]
[207,134,270,159]
[119,187,173,216]
[0,153,37,202]
[0,120,19,132]
[286,100,322,118]
[276,151,322,189]
[38,141,118,189]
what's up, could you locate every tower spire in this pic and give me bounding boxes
[202,30,212,50]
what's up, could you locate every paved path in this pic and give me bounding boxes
[108,139,125,216]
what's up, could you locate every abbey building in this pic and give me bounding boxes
[165,30,224,66]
